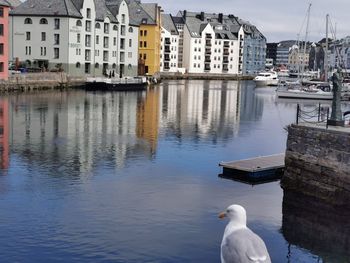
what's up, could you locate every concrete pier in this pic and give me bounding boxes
[0,73,85,92]
[281,123,350,208]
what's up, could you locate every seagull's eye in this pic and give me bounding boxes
[226,209,230,213]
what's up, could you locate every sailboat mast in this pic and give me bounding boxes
[302,3,311,77]
[325,14,329,81]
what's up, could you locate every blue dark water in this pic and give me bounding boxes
[0,80,346,262]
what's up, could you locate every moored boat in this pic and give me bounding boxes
[253,71,279,87]
[85,77,148,91]
[276,84,333,100]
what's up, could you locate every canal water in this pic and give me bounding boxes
[0,80,347,262]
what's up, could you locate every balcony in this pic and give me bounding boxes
[205,41,212,47]
[204,65,211,71]
[223,51,229,56]
[205,57,211,63]
[223,59,229,64]
[223,66,228,72]
[165,38,171,45]
[164,55,170,61]
[224,42,230,48]
[164,47,171,53]
[206,34,212,39]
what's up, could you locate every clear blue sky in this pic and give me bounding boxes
[145,0,349,43]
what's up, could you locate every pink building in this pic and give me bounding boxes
[0,1,10,80]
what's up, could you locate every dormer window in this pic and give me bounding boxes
[39,18,48,24]
[95,22,100,29]
[113,25,118,31]
[76,20,82,27]
[141,18,147,24]
[24,18,32,24]
[86,8,91,19]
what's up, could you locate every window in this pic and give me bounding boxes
[85,49,91,61]
[128,52,132,58]
[95,63,99,68]
[113,37,116,46]
[120,38,125,49]
[128,27,133,33]
[54,48,59,58]
[85,21,91,32]
[96,35,99,44]
[54,18,60,29]
[40,18,48,24]
[103,51,108,61]
[54,34,60,45]
[41,32,46,41]
[0,43,3,55]
[121,25,125,36]
[139,41,142,48]
[120,52,125,62]
[76,20,82,27]
[103,37,108,48]
[121,14,125,24]
[0,62,3,72]
[143,54,146,60]
[104,23,109,34]
[143,41,147,48]
[129,39,132,47]
[24,18,32,24]
[0,8,3,17]
[95,22,100,29]
[25,46,31,55]
[0,24,3,36]
[113,25,118,31]
[144,30,147,36]
[112,63,116,69]
[76,62,81,68]
[77,33,81,43]
[86,8,91,19]
[26,32,31,40]
[85,35,91,47]
[140,30,143,36]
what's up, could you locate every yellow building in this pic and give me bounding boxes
[128,1,161,75]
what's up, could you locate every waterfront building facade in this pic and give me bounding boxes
[128,0,161,75]
[329,36,350,71]
[288,45,310,71]
[160,14,179,73]
[176,11,240,75]
[276,40,295,66]
[10,0,138,77]
[0,0,10,80]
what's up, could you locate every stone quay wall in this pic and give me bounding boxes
[281,124,350,208]
[0,73,86,92]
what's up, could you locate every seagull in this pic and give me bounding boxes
[219,204,271,263]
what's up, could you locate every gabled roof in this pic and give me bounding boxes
[0,0,21,7]
[161,14,178,35]
[126,0,156,26]
[172,16,184,25]
[95,0,117,23]
[10,0,82,18]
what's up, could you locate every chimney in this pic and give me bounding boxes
[218,13,223,24]
[200,11,205,21]
[183,10,187,21]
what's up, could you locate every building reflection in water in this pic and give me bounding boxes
[159,80,240,142]
[0,98,9,170]
[6,80,242,174]
[282,190,350,262]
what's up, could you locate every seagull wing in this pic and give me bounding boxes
[221,228,271,263]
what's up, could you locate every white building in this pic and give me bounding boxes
[160,14,179,73]
[176,11,240,75]
[9,0,138,77]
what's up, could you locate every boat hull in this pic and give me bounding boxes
[254,79,279,87]
[276,90,333,100]
[85,77,148,91]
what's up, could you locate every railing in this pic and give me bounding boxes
[296,103,330,128]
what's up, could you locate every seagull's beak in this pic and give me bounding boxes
[218,212,226,219]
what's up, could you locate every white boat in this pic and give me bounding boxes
[277,69,289,78]
[276,84,333,100]
[253,71,279,87]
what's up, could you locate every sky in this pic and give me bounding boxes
[143,0,350,43]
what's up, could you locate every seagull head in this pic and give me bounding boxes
[219,204,247,226]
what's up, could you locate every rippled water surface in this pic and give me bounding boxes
[0,80,348,262]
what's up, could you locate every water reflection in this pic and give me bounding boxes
[0,98,9,170]
[282,190,350,262]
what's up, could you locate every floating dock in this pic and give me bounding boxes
[219,153,285,183]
